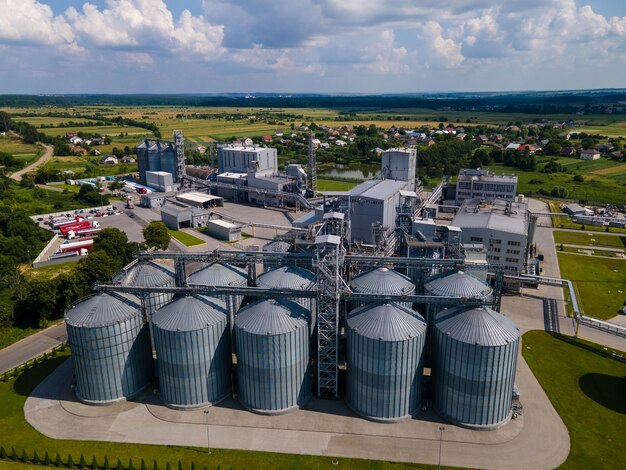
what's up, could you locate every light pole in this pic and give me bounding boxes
[204,409,211,455]
[438,426,445,470]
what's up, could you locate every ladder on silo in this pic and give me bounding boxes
[173,130,186,185]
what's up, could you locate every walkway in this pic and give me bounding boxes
[0,322,67,374]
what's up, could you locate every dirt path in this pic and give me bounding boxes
[10,143,54,181]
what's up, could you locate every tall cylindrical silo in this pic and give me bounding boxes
[423,270,493,325]
[349,267,415,310]
[136,140,150,183]
[262,240,291,271]
[153,295,230,409]
[256,266,316,331]
[119,261,175,315]
[347,303,427,422]
[187,262,248,310]
[158,142,177,182]
[147,142,161,173]
[235,298,311,415]
[65,293,152,405]
[433,305,520,429]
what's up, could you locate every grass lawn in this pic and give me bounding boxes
[0,352,452,470]
[167,229,205,247]
[553,230,626,248]
[560,246,624,258]
[0,327,42,351]
[556,252,626,319]
[546,201,626,234]
[317,178,359,191]
[522,331,626,469]
[23,263,77,282]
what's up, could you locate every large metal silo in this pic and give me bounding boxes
[423,270,493,325]
[153,295,230,409]
[147,142,161,173]
[187,262,248,310]
[136,139,150,183]
[256,266,316,330]
[349,267,415,310]
[235,298,311,415]
[119,261,175,315]
[262,240,291,271]
[158,142,178,182]
[433,305,520,429]
[347,303,427,422]
[65,293,152,404]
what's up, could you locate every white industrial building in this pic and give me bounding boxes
[455,169,518,206]
[161,201,211,230]
[146,171,174,192]
[218,145,278,174]
[206,219,241,242]
[452,198,530,275]
[175,191,224,209]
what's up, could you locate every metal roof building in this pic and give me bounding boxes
[432,305,520,429]
[235,298,311,415]
[349,267,415,310]
[65,293,152,404]
[346,303,426,422]
[153,295,230,409]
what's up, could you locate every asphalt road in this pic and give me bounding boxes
[0,322,67,375]
[10,143,54,181]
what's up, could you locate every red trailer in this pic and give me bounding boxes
[58,238,94,253]
[60,220,91,237]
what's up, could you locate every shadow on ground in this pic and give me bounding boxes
[578,373,626,414]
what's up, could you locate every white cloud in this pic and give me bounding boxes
[65,0,224,58]
[419,21,464,68]
[0,0,77,50]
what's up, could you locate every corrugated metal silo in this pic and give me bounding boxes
[349,267,415,309]
[153,295,230,409]
[433,305,520,429]
[187,262,248,310]
[158,142,178,182]
[136,139,150,183]
[147,142,161,173]
[65,293,152,404]
[262,240,291,271]
[120,261,175,315]
[423,270,493,325]
[256,266,316,329]
[235,298,311,414]
[347,303,427,422]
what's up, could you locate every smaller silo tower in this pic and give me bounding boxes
[433,305,520,429]
[347,303,427,422]
[349,267,415,310]
[118,261,175,315]
[65,293,152,404]
[235,298,311,415]
[262,240,291,271]
[153,295,230,409]
[256,266,316,330]
[187,262,248,310]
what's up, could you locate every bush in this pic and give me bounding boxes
[529,178,544,184]
[573,174,585,182]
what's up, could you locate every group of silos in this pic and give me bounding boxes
[65,259,520,430]
[65,260,318,415]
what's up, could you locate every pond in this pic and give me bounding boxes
[318,163,379,180]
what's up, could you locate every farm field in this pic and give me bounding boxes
[556,252,626,320]
[37,125,151,138]
[522,331,626,470]
[13,116,100,127]
[0,135,42,167]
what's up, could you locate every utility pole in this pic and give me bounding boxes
[204,409,211,455]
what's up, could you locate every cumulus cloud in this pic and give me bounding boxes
[65,0,224,58]
[0,0,78,50]
[419,21,464,68]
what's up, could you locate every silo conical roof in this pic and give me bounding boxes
[435,306,519,346]
[65,292,140,328]
[122,261,174,287]
[187,262,247,287]
[256,266,316,290]
[425,270,492,299]
[153,295,226,332]
[235,299,308,335]
[350,267,415,295]
[263,240,291,252]
[347,303,426,341]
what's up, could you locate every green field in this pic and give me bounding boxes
[522,331,626,469]
[317,178,359,191]
[0,351,451,470]
[167,229,205,247]
[556,252,626,319]
[553,230,626,248]
[0,135,42,167]
[13,116,100,127]
[37,125,151,138]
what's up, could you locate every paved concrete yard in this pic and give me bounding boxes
[25,354,569,470]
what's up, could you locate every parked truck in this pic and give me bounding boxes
[59,220,100,237]
[58,238,94,254]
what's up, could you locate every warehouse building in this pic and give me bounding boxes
[455,169,518,206]
[452,198,530,275]
[146,171,174,192]
[161,201,211,230]
[218,145,277,175]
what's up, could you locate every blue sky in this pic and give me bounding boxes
[1,0,625,94]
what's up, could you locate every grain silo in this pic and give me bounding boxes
[349,267,415,310]
[187,262,248,310]
[235,298,311,414]
[147,141,162,174]
[423,270,493,325]
[158,141,177,181]
[256,266,316,328]
[262,240,291,271]
[153,295,230,409]
[346,303,427,422]
[432,305,520,429]
[65,293,152,404]
[136,139,150,183]
[119,261,175,315]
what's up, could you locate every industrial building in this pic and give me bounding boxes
[146,171,174,192]
[161,201,211,230]
[454,169,518,206]
[218,145,277,174]
[452,198,531,275]
[137,139,178,183]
